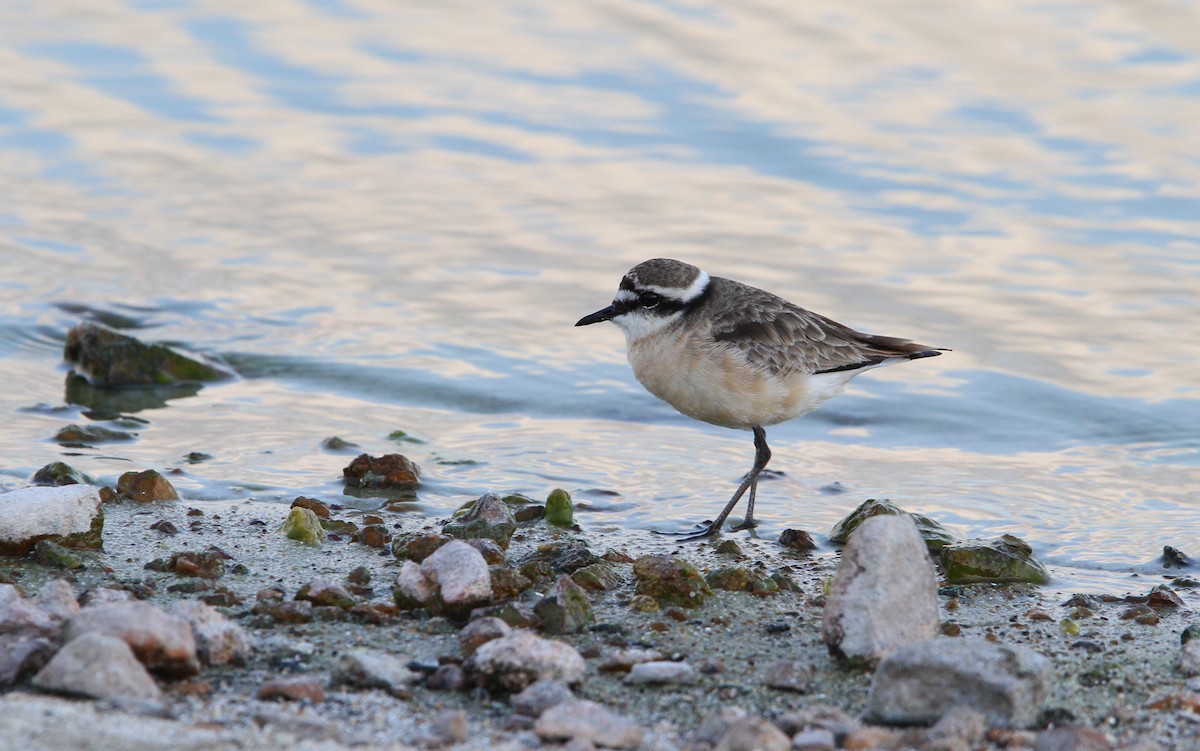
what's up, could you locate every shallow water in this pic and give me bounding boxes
[1,1,1197,593]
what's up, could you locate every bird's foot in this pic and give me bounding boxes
[729,518,758,532]
[651,521,721,541]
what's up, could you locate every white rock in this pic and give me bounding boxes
[535,699,644,750]
[422,540,491,613]
[32,632,161,701]
[714,716,790,751]
[865,638,1052,728]
[467,629,586,692]
[169,599,251,666]
[624,660,698,685]
[822,514,940,666]
[394,560,434,606]
[0,485,101,555]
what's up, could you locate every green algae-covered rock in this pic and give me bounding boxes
[64,321,231,386]
[281,507,325,547]
[829,498,955,552]
[489,565,533,601]
[705,566,780,596]
[940,534,1049,585]
[443,493,517,549]
[534,575,594,634]
[35,539,86,569]
[545,488,574,527]
[632,554,712,608]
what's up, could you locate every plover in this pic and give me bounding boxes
[576,258,945,539]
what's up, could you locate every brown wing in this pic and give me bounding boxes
[705,278,941,376]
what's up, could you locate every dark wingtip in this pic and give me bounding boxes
[907,348,948,360]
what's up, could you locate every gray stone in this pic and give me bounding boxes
[421,709,469,747]
[791,728,836,751]
[822,514,940,667]
[533,574,594,635]
[510,678,574,718]
[168,599,251,666]
[1181,625,1200,677]
[442,493,517,549]
[928,706,987,747]
[333,648,421,693]
[865,638,1052,728]
[776,703,861,740]
[762,658,809,693]
[0,635,58,686]
[467,629,586,692]
[32,632,161,701]
[0,485,102,556]
[66,600,200,678]
[714,716,790,751]
[535,699,644,750]
[624,660,698,685]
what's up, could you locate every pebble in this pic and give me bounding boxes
[776,704,861,740]
[535,699,644,750]
[426,663,466,691]
[442,493,517,549]
[762,658,809,692]
[295,579,357,609]
[33,580,80,623]
[169,599,251,666]
[865,638,1052,728]
[510,678,574,718]
[395,540,492,618]
[598,647,666,673]
[1180,625,1200,677]
[713,716,790,751]
[927,706,987,747]
[116,470,180,503]
[624,660,697,685]
[66,600,200,678]
[418,709,468,747]
[1033,726,1111,751]
[32,631,161,701]
[822,514,941,667]
[842,726,901,750]
[0,485,103,556]
[256,675,325,703]
[459,616,511,657]
[791,728,836,751]
[466,629,586,692]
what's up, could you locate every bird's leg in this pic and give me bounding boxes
[730,427,769,531]
[666,427,770,540]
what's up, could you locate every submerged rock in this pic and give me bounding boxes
[64,321,231,386]
[544,488,574,527]
[30,462,94,487]
[443,493,517,548]
[0,485,104,557]
[281,507,325,547]
[632,554,712,608]
[54,424,135,446]
[779,528,817,553]
[115,470,180,503]
[829,498,955,552]
[940,534,1050,585]
[534,575,594,634]
[342,453,421,490]
[822,515,940,667]
[865,638,1052,727]
[32,632,161,701]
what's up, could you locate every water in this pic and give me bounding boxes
[1,1,1197,594]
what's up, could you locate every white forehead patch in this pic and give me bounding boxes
[638,269,710,302]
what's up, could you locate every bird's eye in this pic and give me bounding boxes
[641,293,661,309]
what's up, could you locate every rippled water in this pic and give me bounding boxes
[2,1,1197,592]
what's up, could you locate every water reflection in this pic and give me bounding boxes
[0,0,1196,590]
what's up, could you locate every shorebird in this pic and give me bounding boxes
[575,258,945,539]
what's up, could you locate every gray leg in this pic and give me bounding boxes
[678,427,771,540]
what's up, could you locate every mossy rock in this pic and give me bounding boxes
[30,462,94,487]
[534,575,594,634]
[571,561,624,591]
[632,554,712,608]
[281,507,325,546]
[544,488,574,527]
[64,321,231,386]
[442,493,516,548]
[940,534,1049,585]
[706,566,779,596]
[829,498,955,552]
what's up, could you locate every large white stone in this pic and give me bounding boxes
[822,514,940,666]
[467,630,586,692]
[0,486,101,555]
[32,632,161,701]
